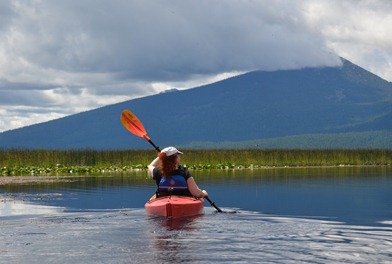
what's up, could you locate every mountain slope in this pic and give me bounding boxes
[0,58,391,149]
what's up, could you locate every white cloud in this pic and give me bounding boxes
[0,0,391,132]
[301,0,392,81]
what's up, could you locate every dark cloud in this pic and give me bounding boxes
[0,90,56,107]
[0,0,390,132]
[8,1,341,81]
[0,78,55,91]
[0,2,15,32]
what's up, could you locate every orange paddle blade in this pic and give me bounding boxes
[120,110,150,140]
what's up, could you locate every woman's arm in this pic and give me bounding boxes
[147,157,160,178]
[187,177,208,198]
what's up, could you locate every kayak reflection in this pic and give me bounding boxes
[148,215,203,263]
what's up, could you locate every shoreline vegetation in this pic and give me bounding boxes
[1,149,391,176]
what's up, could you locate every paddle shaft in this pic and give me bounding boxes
[147,138,160,152]
[205,197,223,213]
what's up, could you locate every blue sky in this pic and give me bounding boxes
[0,0,391,132]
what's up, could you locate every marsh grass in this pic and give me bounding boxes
[181,149,392,169]
[0,149,154,176]
[1,149,391,176]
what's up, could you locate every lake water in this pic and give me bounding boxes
[1,166,391,263]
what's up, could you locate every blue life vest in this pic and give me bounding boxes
[158,175,188,193]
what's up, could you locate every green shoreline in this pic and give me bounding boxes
[1,149,391,176]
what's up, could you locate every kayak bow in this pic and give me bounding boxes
[145,195,204,218]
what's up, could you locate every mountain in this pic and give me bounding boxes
[0,58,391,149]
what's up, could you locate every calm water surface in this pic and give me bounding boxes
[1,166,391,263]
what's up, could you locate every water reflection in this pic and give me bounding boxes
[0,205,391,263]
[0,199,64,218]
[0,166,391,226]
[151,215,203,231]
[147,216,204,263]
[194,166,392,226]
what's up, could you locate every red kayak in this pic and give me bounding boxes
[145,195,204,218]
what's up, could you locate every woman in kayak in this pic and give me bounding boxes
[148,146,208,198]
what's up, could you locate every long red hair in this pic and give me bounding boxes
[158,152,178,177]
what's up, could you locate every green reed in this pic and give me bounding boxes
[180,149,392,169]
[0,149,391,176]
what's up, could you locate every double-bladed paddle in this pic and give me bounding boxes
[120,109,160,152]
[120,109,223,213]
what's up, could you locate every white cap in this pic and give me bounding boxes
[161,146,183,156]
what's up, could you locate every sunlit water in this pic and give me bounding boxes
[1,167,391,263]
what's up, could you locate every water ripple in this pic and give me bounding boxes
[1,208,391,263]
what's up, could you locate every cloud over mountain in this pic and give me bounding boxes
[0,0,391,133]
